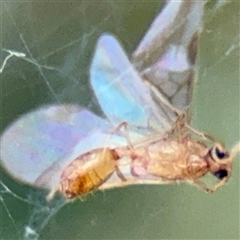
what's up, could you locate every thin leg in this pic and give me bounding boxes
[115,165,127,182]
[46,187,58,201]
[110,122,135,151]
[210,178,228,192]
[193,179,214,193]
[185,124,215,143]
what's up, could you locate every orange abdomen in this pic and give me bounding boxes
[59,148,118,199]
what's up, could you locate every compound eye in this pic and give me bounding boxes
[210,144,229,161]
[214,169,228,180]
[215,147,227,159]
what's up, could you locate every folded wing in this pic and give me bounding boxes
[133,0,205,117]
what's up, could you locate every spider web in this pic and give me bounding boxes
[0,1,239,239]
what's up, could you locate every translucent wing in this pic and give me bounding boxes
[0,105,125,190]
[90,34,173,133]
[1,0,205,192]
[132,0,205,118]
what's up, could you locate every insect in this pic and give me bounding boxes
[0,0,239,200]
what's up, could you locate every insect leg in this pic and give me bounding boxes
[46,187,58,201]
[210,178,229,193]
[185,124,215,143]
[115,165,127,182]
[192,179,214,193]
[111,122,136,151]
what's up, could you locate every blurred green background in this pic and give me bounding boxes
[0,1,239,239]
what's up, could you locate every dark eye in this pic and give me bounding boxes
[214,169,228,179]
[210,144,229,161]
[215,147,227,159]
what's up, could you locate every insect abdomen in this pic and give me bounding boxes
[59,148,118,199]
